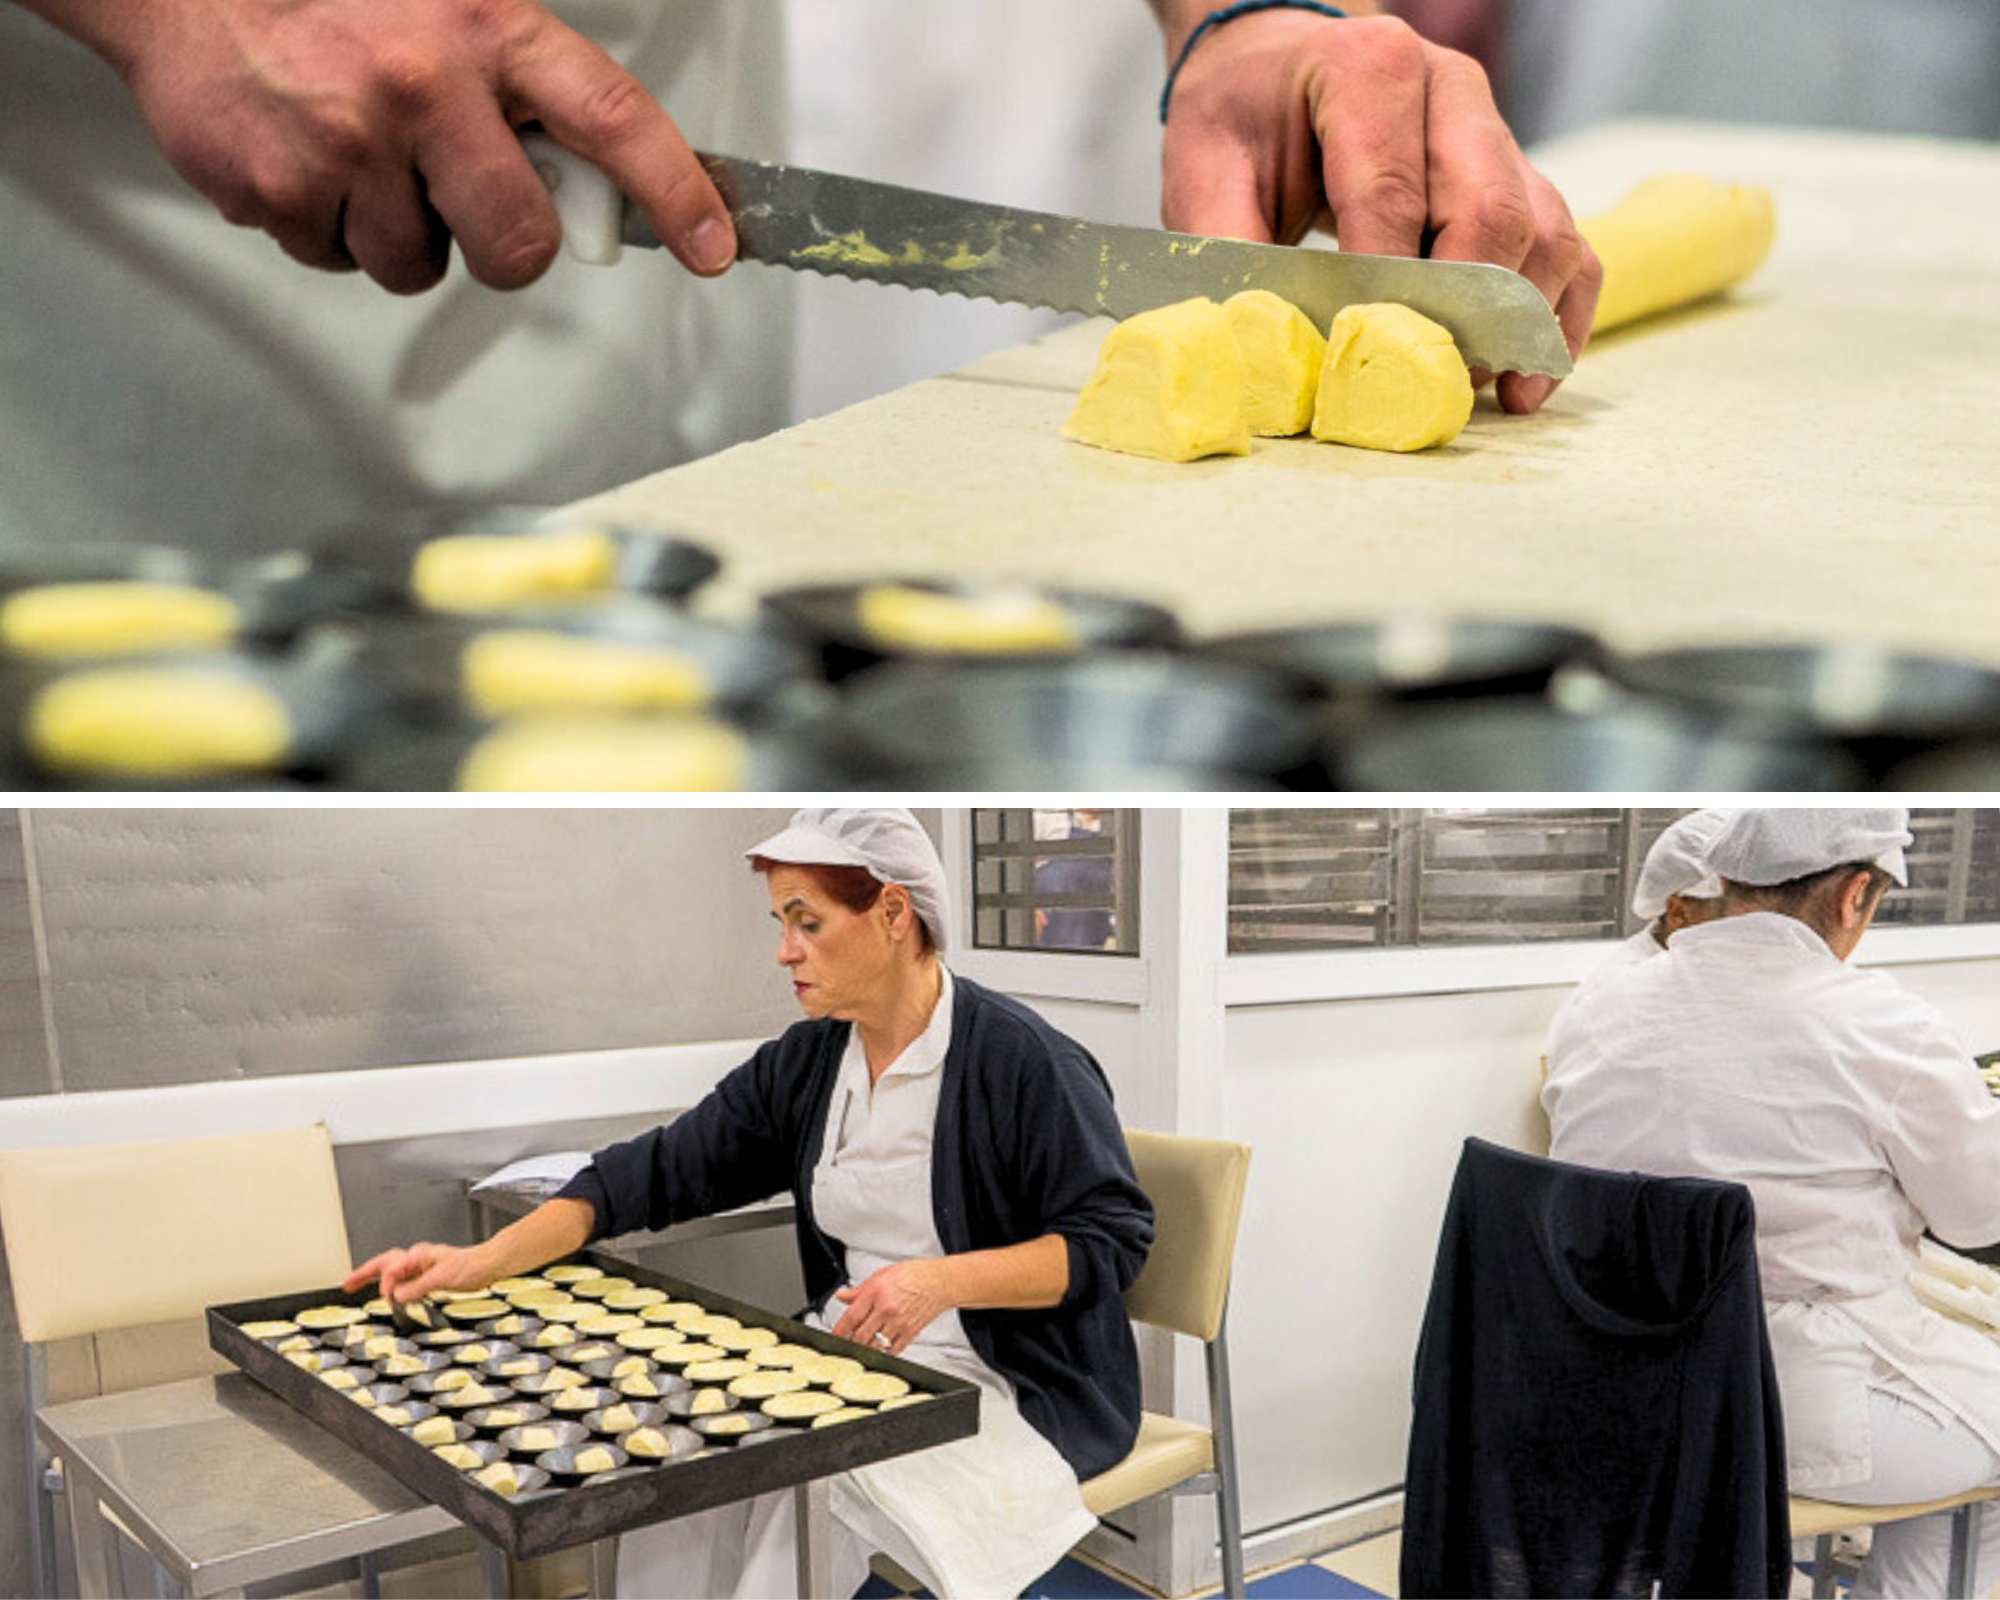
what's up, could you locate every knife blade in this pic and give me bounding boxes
[518,136,1571,379]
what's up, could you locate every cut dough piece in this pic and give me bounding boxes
[455,715,747,793]
[727,1371,809,1399]
[542,1264,605,1284]
[433,1444,484,1471]
[409,1416,460,1446]
[683,1359,755,1385]
[687,1388,732,1417]
[474,1462,523,1496]
[624,1427,674,1458]
[0,582,240,658]
[812,1406,874,1428]
[411,529,618,614]
[1063,297,1252,462]
[26,666,292,778]
[856,586,1079,656]
[1311,303,1473,453]
[240,1320,300,1340]
[1223,290,1327,436]
[1581,173,1776,336]
[573,1446,618,1475]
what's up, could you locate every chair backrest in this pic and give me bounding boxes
[1121,1130,1251,1343]
[0,1124,352,1344]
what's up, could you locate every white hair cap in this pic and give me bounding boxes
[1631,808,1733,921]
[747,807,950,952]
[1708,808,1912,890]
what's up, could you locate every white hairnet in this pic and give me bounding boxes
[1631,808,1733,921]
[1708,808,1912,889]
[746,807,950,951]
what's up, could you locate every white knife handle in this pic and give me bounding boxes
[519,131,622,266]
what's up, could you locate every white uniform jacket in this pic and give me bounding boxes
[0,1,790,552]
[1544,913,2000,1489]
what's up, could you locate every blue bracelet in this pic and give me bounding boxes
[1160,0,1349,123]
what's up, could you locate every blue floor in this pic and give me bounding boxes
[853,1551,1391,1598]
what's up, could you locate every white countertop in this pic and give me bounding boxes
[570,119,2000,665]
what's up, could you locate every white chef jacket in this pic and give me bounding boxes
[0,1,791,554]
[1545,912,2000,1488]
[1565,925,1666,1006]
[806,966,1097,1599]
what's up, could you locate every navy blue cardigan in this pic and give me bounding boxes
[557,975,1153,1479]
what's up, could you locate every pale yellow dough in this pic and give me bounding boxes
[409,1417,459,1446]
[411,529,618,614]
[1311,303,1474,453]
[1581,173,1776,335]
[27,667,291,778]
[0,582,240,658]
[474,1462,522,1496]
[573,1446,617,1474]
[1062,297,1252,462]
[1222,290,1327,436]
[856,585,1079,655]
[455,715,747,793]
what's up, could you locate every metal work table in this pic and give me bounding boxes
[34,1373,469,1599]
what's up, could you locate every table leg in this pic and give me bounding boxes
[588,1537,619,1598]
[794,1479,832,1600]
[476,1539,511,1600]
[1947,1501,1983,1600]
[62,1470,126,1600]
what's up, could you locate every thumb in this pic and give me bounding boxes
[1161,135,1275,244]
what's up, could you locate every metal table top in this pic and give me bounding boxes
[35,1373,461,1598]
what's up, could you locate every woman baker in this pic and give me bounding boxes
[346,805,1153,1597]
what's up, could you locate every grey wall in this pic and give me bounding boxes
[2,807,807,1096]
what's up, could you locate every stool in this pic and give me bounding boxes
[1790,1487,2000,1599]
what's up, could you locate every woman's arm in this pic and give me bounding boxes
[830,1235,1070,1357]
[344,1195,594,1303]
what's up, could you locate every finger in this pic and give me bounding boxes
[343,1254,390,1293]
[501,22,734,278]
[1496,195,1601,415]
[411,89,563,290]
[1310,19,1431,257]
[339,166,452,295]
[1160,134,1274,243]
[1418,49,1537,273]
[264,203,360,275]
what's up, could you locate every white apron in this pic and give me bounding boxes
[0,1,791,553]
[616,969,1094,1598]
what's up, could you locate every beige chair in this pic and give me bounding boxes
[0,1124,427,1598]
[1079,1130,1252,1600]
[1791,1488,2000,1599]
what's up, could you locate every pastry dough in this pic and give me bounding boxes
[455,715,747,794]
[762,1390,845,1420]
[811,1406,874,1428]
[795,1354,865,1385]
[603,1287,669,1310]
[1063,297,1252,462]
[856,585,1079,656]
[599,1404,641,1433]
[26,666,291,778]
[727,1370,808,1399]
[711,1326,780,1352]
[1223,289,1327,436]
[411,528,619,614]
[461,630,711,717]
[240,1320,300,1340]
[409,1416,460,1446]
[683,1359,754,1384]
[1311,302,1474,453]
[0,582,240,658]
[568,1277,637,1301]
[542,1264,605,1284]
[573,1446,618,1474]
[434,1443,485,1471]
[687,1388,732,1417]
[474,1461,524,1496]
[748,1343,821,1369]
[832,1373,911,1404]
[678,1314,742,1338]
[624,1427,674,1458]
[1581,173,1776,335]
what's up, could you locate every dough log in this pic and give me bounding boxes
[1581,173,1776,336]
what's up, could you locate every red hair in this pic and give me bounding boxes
[750,858,934,950]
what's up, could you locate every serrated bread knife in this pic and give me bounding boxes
[521,135,1572,379]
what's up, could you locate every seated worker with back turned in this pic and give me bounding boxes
[1545,809,2000,1600]
[347,807,1153,1599]
[1569,806,1731,999]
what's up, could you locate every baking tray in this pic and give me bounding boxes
[208,1255,978,1558]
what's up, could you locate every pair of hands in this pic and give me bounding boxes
[345,1242,953,1360]
[34,0,1596,410]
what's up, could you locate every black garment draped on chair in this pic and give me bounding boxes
[1401,1137,1793,1599]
